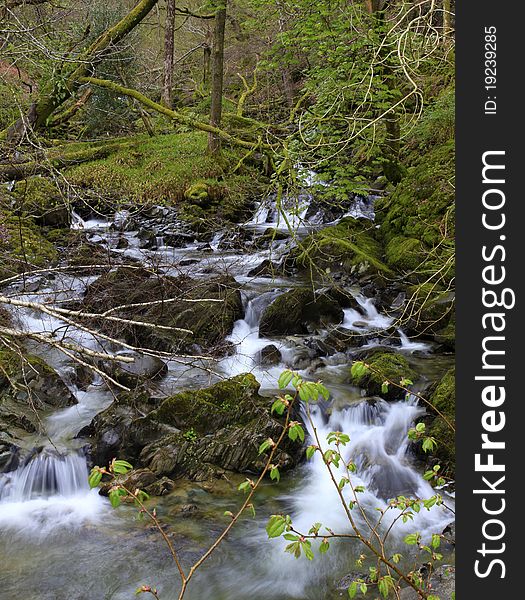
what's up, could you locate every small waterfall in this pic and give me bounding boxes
[342,294,393,331]
[246,197,310,232]
[225,397,454,599]
[0,450,107,535]
[292,397,453,538]
[220,290,285,384]
[398,329,431,353]
[0,450,89,502]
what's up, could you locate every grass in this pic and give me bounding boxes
[66,131,264,207]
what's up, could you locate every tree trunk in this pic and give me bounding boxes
[161,0,176,107]
[443,0,452,37]
[202,28,212,88]
[208,2,227,155]
[2,0,159,143]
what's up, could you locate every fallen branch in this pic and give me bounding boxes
[79,76,274,152]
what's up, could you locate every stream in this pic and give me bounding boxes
[0,189,454,599]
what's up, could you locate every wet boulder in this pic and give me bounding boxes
[247,260,280,278]
[349,348,416,401]
[102,353,168,389]
[89,374,305,483]
[0,347,77,472]
[0,348,77,410]
[81,268,242,355]
[259,288,344,336]
[258,344,282,366]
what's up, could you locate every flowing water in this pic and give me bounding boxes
[0,192,454,599]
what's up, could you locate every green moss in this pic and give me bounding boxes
[11,177,70,228]
[259,287,343,336]
[374,86,455,286]
[407,283,454,334]
[292,217,391,277]
[65,132,265,228]
[384,236,425,272]
[434,313,455,351]
[428,367,455,469]
[150,374,262,433]
[350,350,416,400]
[184,182,210,206]
[0,211,58,280]
[376,140,455,248]
[0,349,55,382]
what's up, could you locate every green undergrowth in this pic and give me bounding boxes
[65,132,266,227]
[0,204,58,282]
[291,217,392,278]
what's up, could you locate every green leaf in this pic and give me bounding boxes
[270,466,280,482]
[306,445,316,459]
[88,469,103,489]
[381,381,389,394]
[266,515,287,538]
[278,370,294,389]
[351,361,369,379]
[109,489,123,508]
[258,438,273,455]
[422,437,437,453]
[360,582,367,595]
[348,582,358,599]
[112,459,133,475]
[319,539,330,554]
[238,480,251,493]
[431,534,441,549]
[404,532,420,546]
[318,384,330,400]
[271,398,286,416]
[302,540,314,560]
[298,385,311,402]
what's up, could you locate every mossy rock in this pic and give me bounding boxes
[259,287,344,336]
[406,284,455,336]
[0,348,77,409]
[0,211,58,282]
[289,217,391,279]
[434,313,455,351]
[81,268,242,353]
[376,141,455,249]
[184,182,210,207]
[150,374,261,433]
[0,345,77,461]
[427,367,455,470]
[350,349,416,400]
[12,177,71,228]
[90,374,304,480]
[384,236,426,273]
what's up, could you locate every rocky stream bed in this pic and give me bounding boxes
[0,186,455,600]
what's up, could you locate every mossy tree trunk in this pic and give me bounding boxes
[369,1,403,183]
[2,0,159,143]
[208,2,227,155]
[162,0,176,108]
